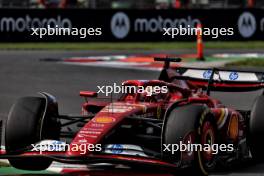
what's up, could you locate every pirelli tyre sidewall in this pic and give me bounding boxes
[249,95,264,161]
[162,104,218,176]
[5,97,59,170]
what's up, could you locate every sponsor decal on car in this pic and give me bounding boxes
[78,139,87,143]
[110,144,124,154]
[90,123,105,128]
[85,135,98,139]
[101,104,133,113]
[101,102,148,113]
[92,116,116,124]
[183,69,259,82]
[85,128,104,131]
[79,131,102,135]
[78,134,85,138]
[203,70,213,79]
[104,144,148,157]
[229,72,239,80]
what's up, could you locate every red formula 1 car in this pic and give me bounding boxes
[1,58,264,175]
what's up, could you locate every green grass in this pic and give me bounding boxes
[225,58,264,67]
[0,41,264,50]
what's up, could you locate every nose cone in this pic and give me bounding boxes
[66,102,147,156]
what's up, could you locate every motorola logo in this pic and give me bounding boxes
[0,15,71,32]
[111,12,130,39]
[238,12,256,38]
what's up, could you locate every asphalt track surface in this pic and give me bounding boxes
[0,49,264,175]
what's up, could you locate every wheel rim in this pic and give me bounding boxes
[183,132,195,158]
[201,121,215,165]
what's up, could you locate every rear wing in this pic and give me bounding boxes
[176,67,264,91]
[154,57,264,93]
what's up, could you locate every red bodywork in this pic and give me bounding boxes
[0,60,261,173]
[0,79,246,168]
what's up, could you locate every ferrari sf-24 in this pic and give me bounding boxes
[1,58,264,175]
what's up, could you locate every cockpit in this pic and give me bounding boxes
[119,80,190,103]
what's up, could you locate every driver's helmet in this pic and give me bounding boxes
[124,93,135,101]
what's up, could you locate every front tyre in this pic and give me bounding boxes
[5,95,60,170]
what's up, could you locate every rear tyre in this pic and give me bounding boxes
[5,96,60,170]
[249,95,264,161]
[162,104,217,176]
